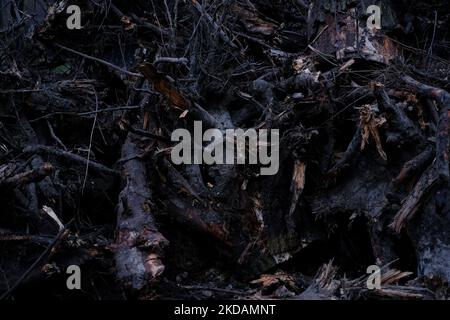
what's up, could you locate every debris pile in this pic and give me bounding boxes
[0,0,449,300]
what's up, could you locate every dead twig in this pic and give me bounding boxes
[0,163,53,189]
[23,145,118,176]
[56,44,142,78]
[0,227,69,300]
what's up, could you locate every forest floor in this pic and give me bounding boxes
[0,0,449,300]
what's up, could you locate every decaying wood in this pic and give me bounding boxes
[0,163,53,188]
[402,76,450,213]
[23,145,118,176]
[1,0,449,300]
[114,133,169,290]
[359,105,387,161]
[137,63,190,110]
[390,163,439,233]
[289,161,306,217]
[327,126,362,179]
[373,82,424,144]
[393,145,435,188]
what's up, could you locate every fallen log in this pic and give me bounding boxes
[114,133,169,291]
